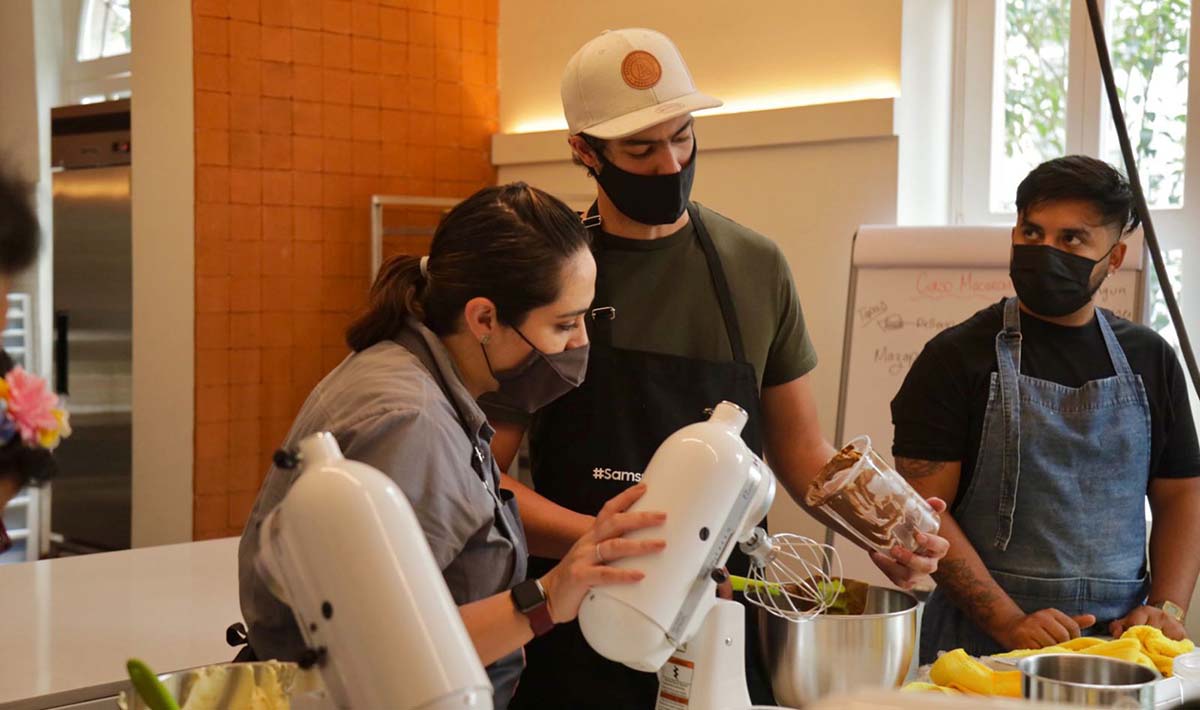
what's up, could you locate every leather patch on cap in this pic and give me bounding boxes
[621,50,662,90]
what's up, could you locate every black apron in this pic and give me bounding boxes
[509,204,774,709]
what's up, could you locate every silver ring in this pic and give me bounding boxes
[595,542,606,564]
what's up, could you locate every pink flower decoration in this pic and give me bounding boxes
[4,367,63,445]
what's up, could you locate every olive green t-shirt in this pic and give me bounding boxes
[486,202,817,425]
[593,202,816,386]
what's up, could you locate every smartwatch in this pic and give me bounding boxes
[1153,599,1186,623]
[511,578,555,637]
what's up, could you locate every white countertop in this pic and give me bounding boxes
[0,538,241,709]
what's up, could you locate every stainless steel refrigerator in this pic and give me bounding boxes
[49,99,132,553]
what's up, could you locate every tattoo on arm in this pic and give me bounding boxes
[937,559,1002,629]
[895,457,951,479]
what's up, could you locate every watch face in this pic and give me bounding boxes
[512,579,545,612]
[1161,601,1185,621]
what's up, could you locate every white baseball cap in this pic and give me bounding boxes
[561,28,722,140]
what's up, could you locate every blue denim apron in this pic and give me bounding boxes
[920,297,1150,663]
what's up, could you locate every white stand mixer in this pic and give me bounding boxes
[578,401,842,710]
[256,432,493,710]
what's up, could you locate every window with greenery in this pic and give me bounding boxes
[957,0,1197,362]
[77,0,131,62]
[998,0,1185,211]
[994,0,1071,212]
[974,0,1193,216]
[1148,249,1186,343]
[1101,0,1191,208]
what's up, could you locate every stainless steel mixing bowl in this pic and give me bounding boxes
[758,585,919,707]
[1017,653,1159,709]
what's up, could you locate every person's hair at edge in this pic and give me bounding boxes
[0,351,56,491]
[1015,155,1142,238]
[346,182,591,352]
[0,164,41,275]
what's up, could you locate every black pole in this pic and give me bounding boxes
[1084,0,1200,401]
[54,310,69,396]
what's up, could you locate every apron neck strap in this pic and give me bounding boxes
[583,201,618,349]
[993,297,1023,551]
[1094,307,1136,378]
[998,297,1023,372]
[1002,296,1022,334]
[689,203,749,364]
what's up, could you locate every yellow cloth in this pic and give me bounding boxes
[1060,637,1107,651]
[993,644,1069,659]
[902,682,960,694]
[992,638,1161,673]
[929,649,1022,698]
[1121,625,1196,658]
[1078,638,1144,664]
[1137,652,1167,674]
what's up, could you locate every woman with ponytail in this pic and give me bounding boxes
[238,183,665,709]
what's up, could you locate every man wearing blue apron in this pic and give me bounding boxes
[483,28,950,709]
[892,156,1200,663]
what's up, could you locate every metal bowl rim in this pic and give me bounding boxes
[155,661,300,673]
[763,586,919,622]
[1017,652,1162,690]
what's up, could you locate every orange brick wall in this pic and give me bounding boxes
[191,0,499,539]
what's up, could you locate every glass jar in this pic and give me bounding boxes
[805,435,940,554]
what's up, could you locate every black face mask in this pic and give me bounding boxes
[1009,244,1115,318]
[593,140,697,226]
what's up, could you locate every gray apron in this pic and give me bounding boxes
[920,297,1150,663]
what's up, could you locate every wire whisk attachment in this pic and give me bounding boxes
[737,529,843,621]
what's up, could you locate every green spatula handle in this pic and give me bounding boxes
[728,575,784,595]
[127,659,181,710]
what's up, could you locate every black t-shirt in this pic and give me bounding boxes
[891,299,1200,502]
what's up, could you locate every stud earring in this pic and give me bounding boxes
[481,334,491,346]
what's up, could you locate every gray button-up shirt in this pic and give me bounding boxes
[238,319,528,708]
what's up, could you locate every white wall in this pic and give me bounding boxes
[498,0,902,133]
[130,0,194,547]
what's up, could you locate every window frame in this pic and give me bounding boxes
[77,0,131,63]
[60,0,131,105]
[950,0,1200,237]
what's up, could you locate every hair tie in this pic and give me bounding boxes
[419,255,430,279]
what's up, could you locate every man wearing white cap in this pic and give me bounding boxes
[484,28,950,709]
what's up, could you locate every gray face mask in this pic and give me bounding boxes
[482,328,589,413]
